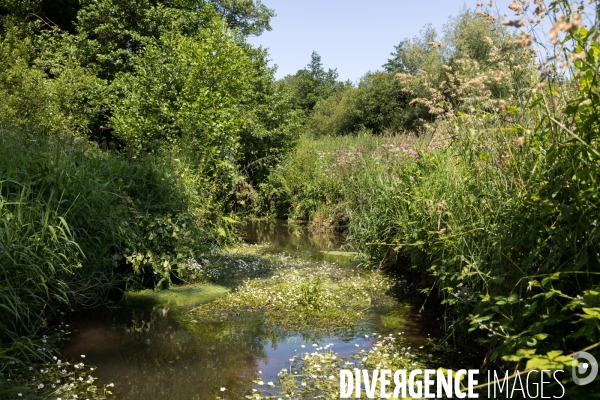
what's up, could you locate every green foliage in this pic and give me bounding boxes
[279,51,349,113]
[235,46,302,187]
[0,131,227,395]
[209,0,275,36]
[308,72,422,136]
[109,22,250,160]
[383,23,443,74]
[0,27,105,136]
[298,275,324,310]
[258,133,394,224]
[109,21,300,195]
[1,0,274,76]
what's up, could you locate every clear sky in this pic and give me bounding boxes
[247,0,517,83]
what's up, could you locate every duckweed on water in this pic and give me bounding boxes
[241,333,429,400]
[185,244,400,332]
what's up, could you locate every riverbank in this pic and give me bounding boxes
[255,113,600,397]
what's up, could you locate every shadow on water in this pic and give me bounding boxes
[62,220,468,399]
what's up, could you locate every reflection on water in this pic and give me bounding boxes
[63,298,372,399]
[62,220,433,399]
[241,220,348,260]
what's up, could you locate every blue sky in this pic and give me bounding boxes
[247,0,516,82]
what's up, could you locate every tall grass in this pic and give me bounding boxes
[0,131,227,395]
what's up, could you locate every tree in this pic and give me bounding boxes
[109,18,299,188]
[307,72,419,136]
[109,21,252,164]
[383,24,443,74]
[1,0,275,78]
[280,51,348,112]
[209,0,275,36]
[442,8,507,66]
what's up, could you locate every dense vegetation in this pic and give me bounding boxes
[259,0,600,396]
[1,0,599,397]
[0,0,298,397]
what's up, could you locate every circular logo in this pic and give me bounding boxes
[572,351,598,385]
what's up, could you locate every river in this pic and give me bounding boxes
[61,220,467,399]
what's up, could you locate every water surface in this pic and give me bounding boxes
[62,220,437,399]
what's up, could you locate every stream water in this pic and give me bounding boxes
[61,221,448,399]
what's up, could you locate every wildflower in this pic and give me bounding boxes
[508,1,522,13]
[220,387,226,391]
[267,382,275,386]
[502,19,526,27]
[38,384,44,389]
[257,381,264,385]
[516,137,525,147]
